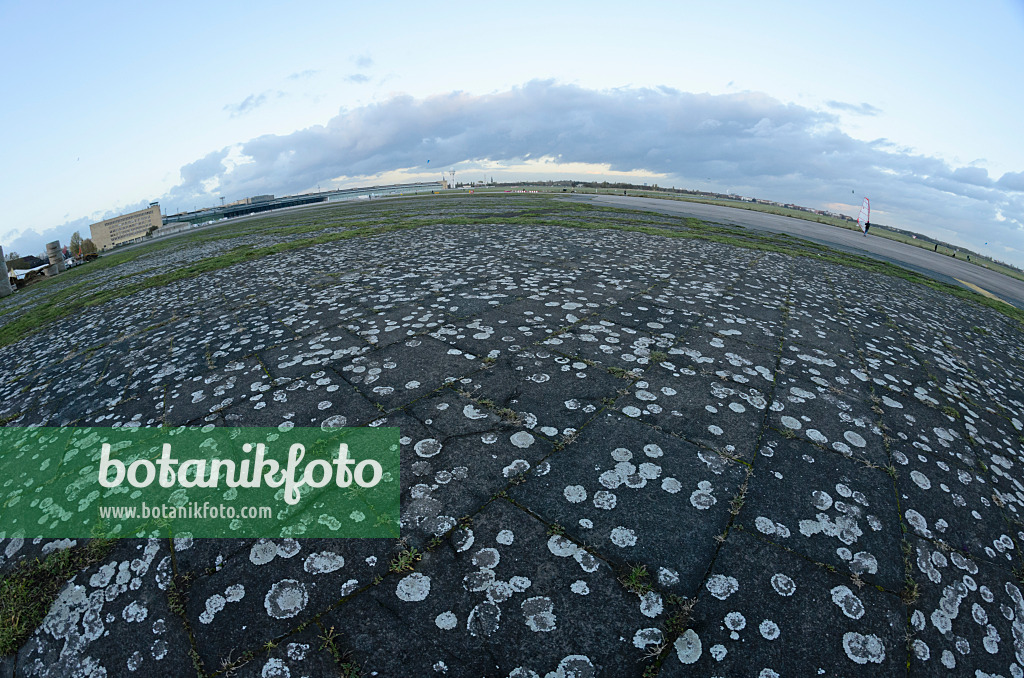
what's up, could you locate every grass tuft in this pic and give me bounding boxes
[0,538,117,656]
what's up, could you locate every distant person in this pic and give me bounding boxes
[863,221,871,237]
[934,244,938,252]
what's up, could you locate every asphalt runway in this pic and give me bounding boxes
[3,196,1024,676]
[572,194,1024,310]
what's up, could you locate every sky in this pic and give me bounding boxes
[1,0,1022,265]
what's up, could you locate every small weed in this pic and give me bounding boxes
[901,575,920,605]
[547,523,566,537]
[600,396,616,406]
[320,626,362,677]
[189,648,205,677]
[884,465,898,480]
[389,547,422,573]
[729,479,749,516]
[482,356,497,366]
[780,427,796,439]
[0,411,23,426]
[319,625,341,658]
[495,407,521,424]
[0,538,116,656]
[263,639,278,653]
[941,405,960,419]
[971,326,989,335]
[620,563,653,595]
[649,351,668,364]
[664,597,697,635]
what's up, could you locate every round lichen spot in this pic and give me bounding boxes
[610,526,637,547]
[674,629,702,664]
[396,573,431,602]
[842,632,886,664]
[564,485,587,503]
[435,611,457,630]
[264,579,308,619]
[706,574,739,600]
[510,431,535,448]
[843,431,866,448]
[771,573,796,597]
[414,438,443,458]
[781,416,802,430]
[759,619,780,640]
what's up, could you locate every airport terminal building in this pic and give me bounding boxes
[90,204,162,250]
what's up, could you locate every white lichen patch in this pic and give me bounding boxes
[842,632,886,664]
[522,596,557,632]
[304,551,345,574]
[510,431,535,448]
[690,481,717,510]
[264,579,308,619]
[706,574,739,600]
[674,629,702,664]
[415,438,443,458]
[435,611,457,630]
[759,619,780,640]
[640,591,663,618]
[770,573,796,596]
[563,485,587,503]
[610,526,638,547]
[634,627,664,649]
[396,573,431,602]
[830,585,865,619]
[467,601,501,637]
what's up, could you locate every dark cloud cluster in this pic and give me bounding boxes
[161,81,1021,260]
[14,82,1023,264]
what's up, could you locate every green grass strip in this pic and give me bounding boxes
[0,538,117,656]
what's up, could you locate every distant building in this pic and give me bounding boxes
[90,205,162,250]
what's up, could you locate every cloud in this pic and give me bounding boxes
[354,55,373,69]
[345,73,371,84]
[223,91,283,117]
[287,69,318,80]
[22,82,1024,267]
[826,100,882,116]
[998,171,1024,192]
